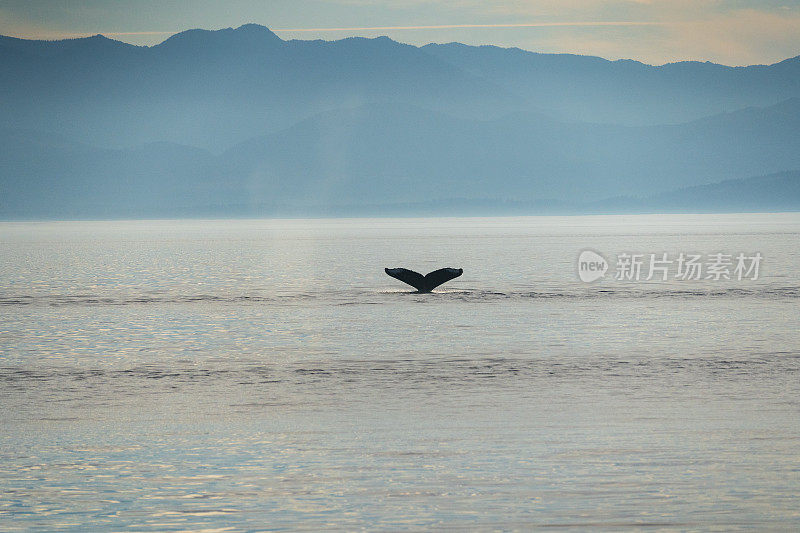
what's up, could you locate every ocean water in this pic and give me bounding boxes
[1,214,799,531]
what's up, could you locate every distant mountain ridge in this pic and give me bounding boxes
[422,43,800,125]
[1,24,799,218]
[217,98,800,202]
[0,25,517,149]
[2,100,799,218]
[2,24,799,149]
[596,171,800,214]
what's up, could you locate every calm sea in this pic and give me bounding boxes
[1,214,799,531]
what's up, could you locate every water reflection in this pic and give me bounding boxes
[1,215,799,530]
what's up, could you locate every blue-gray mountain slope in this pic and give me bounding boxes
[1,24,799,150]
[2,100,799,218]
[1,24,800,218]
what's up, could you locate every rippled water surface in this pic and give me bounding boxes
[1,214,799,531]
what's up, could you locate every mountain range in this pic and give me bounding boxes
[1,24,799,219]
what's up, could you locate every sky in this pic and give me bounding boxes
[1,0,799,66]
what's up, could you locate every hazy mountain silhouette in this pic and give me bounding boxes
[2,99,799,218]
[0,25,515,150]
[598,171,800,213]
[2,24,799,150]
[216,98,800,204]
[1,24,799,218]
[0,129,217,218]
[422,43,800,125]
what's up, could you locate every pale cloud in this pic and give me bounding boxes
[274,21,662,32]
[0,7,59,39]
[497,4,800,64]
[359,0,800,65]
[664,8,800,65]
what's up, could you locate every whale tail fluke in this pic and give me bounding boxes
[385,267,463,293]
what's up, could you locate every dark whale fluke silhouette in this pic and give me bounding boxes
[385,267,463,293]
